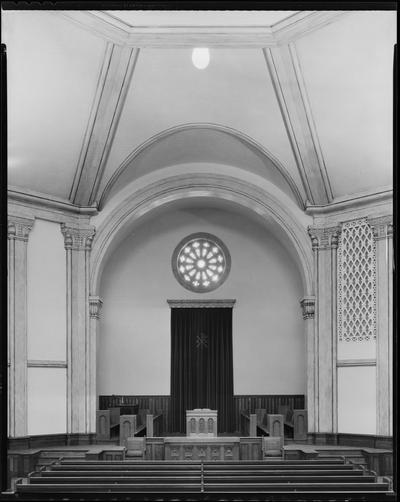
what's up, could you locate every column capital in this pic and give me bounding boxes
[300,296,315,320]
[61,224,96,251]
[89,296,103,320]
[8,217,35,242]
[368,215,393,241]
[308,225,341,250]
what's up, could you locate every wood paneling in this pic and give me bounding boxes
[99,394,305,433]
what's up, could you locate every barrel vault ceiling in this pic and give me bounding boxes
[3,9,396,209]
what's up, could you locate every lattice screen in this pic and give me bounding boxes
[337,218,376,342]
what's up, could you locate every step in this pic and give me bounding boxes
[41,468,363,477]
[30,475,202,484]
[29,475,378,485]
[204,482,390,493]
[16,482,390,494]
[17,483,202,493]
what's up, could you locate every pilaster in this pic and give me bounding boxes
[300,296,316,432]
[89,296,103,433]
[8,216,35,437]
[369,215,393,435]
[308,225,340,433]
[61,224,95,434]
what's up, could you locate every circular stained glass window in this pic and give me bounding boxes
[172,233,231,292]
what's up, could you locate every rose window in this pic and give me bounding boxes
[172,233,231,292]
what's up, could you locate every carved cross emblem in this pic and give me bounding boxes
[196,332,208,348]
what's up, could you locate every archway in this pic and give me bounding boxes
[90,172,314,433]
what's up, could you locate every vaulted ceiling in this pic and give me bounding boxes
[3,9,396,210]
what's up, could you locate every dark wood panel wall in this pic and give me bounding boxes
[99,394,305,433]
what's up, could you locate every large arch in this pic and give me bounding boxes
[91,172,313,297]
[98,123,305,209]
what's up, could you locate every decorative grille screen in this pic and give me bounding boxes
[337,219,376,342]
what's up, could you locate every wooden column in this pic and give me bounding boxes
[7,217,34,437]
[369,216,393,436]
[308,226,340,433]
[89,296,103,434]
[61,224,95,435]
[300,296,315,433]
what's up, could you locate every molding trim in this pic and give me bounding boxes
[70,44,140,206]
[337,359,376,367]
[98,122,304,210]
[57,11,347,48]
[27,360,67,368]
[167,299,236,308]
[8,186,97,221]
[263,45,332,205]
[306,188,393,216]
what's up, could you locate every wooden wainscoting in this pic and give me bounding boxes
[99,394,305,433]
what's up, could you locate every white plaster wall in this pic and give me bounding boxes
[337,366,376,434]
[337,340,376,360]
[27,219,66,360]
[98,206,305,396]
[27,367,66,435]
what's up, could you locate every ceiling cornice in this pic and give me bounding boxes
[56,11,347,47]
[305,187,393,216]
[8,186,98,222]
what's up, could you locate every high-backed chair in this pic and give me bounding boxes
[126,437,146,458]
[262,436,284,458]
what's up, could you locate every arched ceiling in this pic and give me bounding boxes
[3,9,395,209]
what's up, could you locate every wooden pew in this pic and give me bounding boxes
[278,405,308,440]
[119,415,146,447]
[146,413,163,437]
[255,413,284,438]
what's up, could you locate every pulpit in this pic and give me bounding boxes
[186,409,218,437]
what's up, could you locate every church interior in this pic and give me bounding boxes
[2,7,396,500]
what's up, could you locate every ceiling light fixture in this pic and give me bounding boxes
[192,48,210,69]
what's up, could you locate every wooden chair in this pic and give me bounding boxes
[262,436,284,458]
[126,437,146,458]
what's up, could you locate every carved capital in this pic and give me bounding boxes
[7,217,34,242]
[300,297,315,320]
[368,215,393,241]
[61,224,95,251]
[308,226,341,250]
[89,296,103,320]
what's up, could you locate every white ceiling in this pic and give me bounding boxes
[3,9,396,207]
